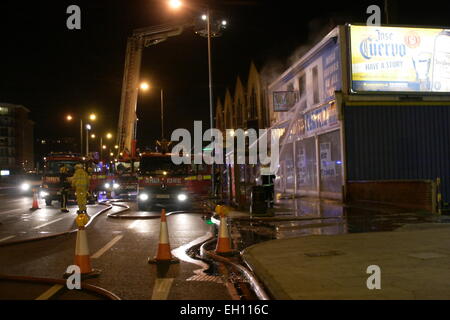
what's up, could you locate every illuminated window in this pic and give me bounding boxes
[0,107,9,115]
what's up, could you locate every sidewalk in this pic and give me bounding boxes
[242,223,450,299]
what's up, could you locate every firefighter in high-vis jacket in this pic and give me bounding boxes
[72,164,90,214]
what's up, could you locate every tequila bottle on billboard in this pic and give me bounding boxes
[412,52,432,91]
[431,30,450,92]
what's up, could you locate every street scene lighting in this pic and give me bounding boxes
[168,0,182,10]
[140,82,149,91]
[4,0,450,304]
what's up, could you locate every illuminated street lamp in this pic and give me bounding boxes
[66,114,97,156]
[168,0,182,10]
[140,82,149,91]
[106,133,113,140]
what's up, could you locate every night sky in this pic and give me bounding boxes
[1,0,449,153]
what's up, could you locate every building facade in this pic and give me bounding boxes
[0,103,34,173]
[268,24,450,212]
[215,62,270,208]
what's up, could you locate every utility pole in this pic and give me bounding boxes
[207,7,216,197]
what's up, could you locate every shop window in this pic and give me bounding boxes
[296,137,317,192]
[319,130,342,193]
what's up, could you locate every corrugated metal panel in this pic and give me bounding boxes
[345,105,450,202]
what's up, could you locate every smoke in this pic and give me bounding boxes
[261,17,336,86]
[287,18,335,67]
[260,59,285,87]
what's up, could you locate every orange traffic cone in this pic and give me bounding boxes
[64,227,100,279]
[215,214,235,256]
[29,188,40,211]
[148,209,179,264]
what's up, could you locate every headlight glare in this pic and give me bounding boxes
[139,193,149,201]
[177,193,187,202]
[21,183,30,191]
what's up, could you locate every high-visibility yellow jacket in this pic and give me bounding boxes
[71,168,90,190]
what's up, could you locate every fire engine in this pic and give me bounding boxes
[40,153,105,206]
[103,157,139,199]
[137,151,211,211]
[115,24,214,210]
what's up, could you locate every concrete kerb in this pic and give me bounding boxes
[241,239,295,300]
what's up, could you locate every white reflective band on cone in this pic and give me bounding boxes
[219,216,229,238]
[159,222,169,244]
[75,229,90,256]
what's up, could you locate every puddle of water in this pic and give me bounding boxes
[231,198,447,251]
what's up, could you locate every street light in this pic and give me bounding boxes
[140,82,149,91]
[168,0,182,10]
[145,83,165,140]
[66,114,97,156]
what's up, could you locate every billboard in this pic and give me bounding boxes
[350,25,450,93]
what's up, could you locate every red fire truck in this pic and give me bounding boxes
[40,153,105,206]
[102,157,139,199]
[137,152,211,211]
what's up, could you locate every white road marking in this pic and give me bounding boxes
[35,284,64,300]
[91,235,123,259]
[32,217,66,230]
[0,235,15,242]
[151,278,175,300]
[0,208,23,215]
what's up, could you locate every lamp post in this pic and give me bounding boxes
[85,124,92,156]
[66,113,97,156]
[141,83,165,140]
[206,8,215,197]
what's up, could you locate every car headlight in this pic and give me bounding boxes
[139,193,149,201]
[177,193,187,202]
[40,191,49,198]
[104,183,111,189]
[21,183,30,191]
[113,183,120,189]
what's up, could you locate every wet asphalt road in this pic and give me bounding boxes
[0,188,231,300]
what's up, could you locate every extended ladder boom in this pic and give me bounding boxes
[117,23,193,158]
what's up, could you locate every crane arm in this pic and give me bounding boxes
[117,22,193,158]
